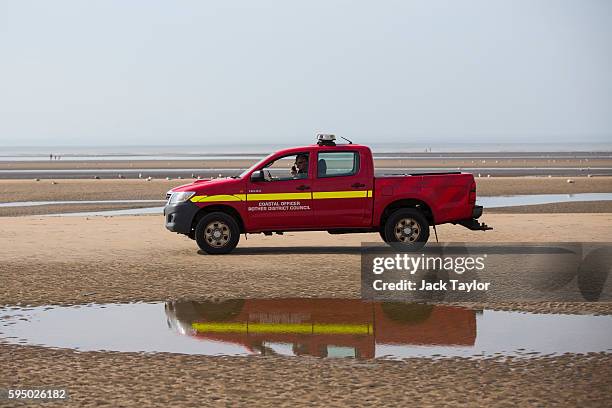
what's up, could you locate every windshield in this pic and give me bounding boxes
[238,153,274,178]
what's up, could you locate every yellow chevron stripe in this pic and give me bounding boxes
[190,194,245,202]
[190,190,374,203]
[247,192,312,201]
[312,190,372,199]
[192,322,371,335]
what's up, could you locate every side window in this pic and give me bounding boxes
[317,152,359,178]
[261,153,310,181]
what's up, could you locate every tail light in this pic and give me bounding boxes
[469,181,476,205]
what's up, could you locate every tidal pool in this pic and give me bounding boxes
[1,299,610,360]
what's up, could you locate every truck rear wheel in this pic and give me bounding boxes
[383,208,430,251]
[195,212,240,254]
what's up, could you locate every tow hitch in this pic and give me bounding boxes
[454,205,493,231]
[456,218,493,231]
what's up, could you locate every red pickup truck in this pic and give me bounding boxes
[164,135,491,254]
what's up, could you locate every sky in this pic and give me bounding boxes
[0,0,611,147]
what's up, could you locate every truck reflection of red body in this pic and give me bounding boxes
[166,299,477,358]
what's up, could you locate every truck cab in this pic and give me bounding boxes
[164,135,490,254]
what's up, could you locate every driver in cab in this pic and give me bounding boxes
[290,154,308,179]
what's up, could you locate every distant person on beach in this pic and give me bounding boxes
[290,154,308,179]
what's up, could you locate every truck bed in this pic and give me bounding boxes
[373,172,475,224]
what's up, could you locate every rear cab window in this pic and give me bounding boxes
[317,151,360,178]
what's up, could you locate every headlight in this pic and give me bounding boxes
[169,191,196,204]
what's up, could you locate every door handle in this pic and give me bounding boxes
[296,185,310,191]
[351,183,366,188]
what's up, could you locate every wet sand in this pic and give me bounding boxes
[1,213,611,312]
[486,201,612,213]
[475,176,612,196]
[0,179,178,202]
[2,157,611,170]
[2,201,610,217]
[0,212,611,407]
[2,156,611,178]
[1,177,611,205]
[0,202,159,217]
[1,181,611,406]
[0,344,610,408]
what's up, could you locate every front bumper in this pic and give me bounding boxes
[164,201,200,234]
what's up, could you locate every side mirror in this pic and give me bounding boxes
[250,170,265,182]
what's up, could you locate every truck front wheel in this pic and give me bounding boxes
[195,212,240,254]
[383,208,430,251]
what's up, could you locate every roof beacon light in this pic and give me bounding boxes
[317,133,336,146]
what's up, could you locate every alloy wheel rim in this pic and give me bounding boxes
[394,218,420,243]
[204,221,231,247]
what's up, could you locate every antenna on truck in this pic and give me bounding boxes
[340,136,353,144]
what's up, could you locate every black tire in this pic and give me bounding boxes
[383,208,430,251]
[195,212,240,254]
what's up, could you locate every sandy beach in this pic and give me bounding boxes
[3,0,611,403]
[1,345,610,407]
[1,211,612,407]
[1,176,611,202]
[1,172,611,407]
[1,212,611,309]
[1,176,611,217]
[2,155,611,179]
[2,156,611,170]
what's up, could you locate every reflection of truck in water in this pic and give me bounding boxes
[165,299,477,358]
[164,134,491,254]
